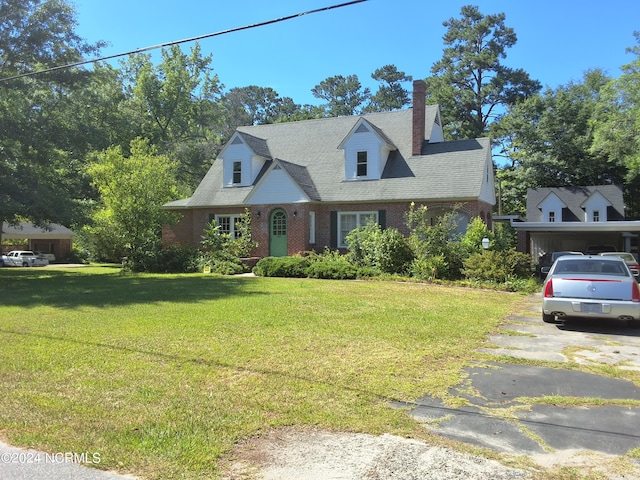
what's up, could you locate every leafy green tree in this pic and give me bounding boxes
[311,74,370,116]
[0,0,104,236]
[199,209,256,274]
[364,65,412,112]
[405,203,469,280]
[86,138,180,261]
[496,70,626,215]
[424,5,540,139]
[591,32,640,215]
[221,86,302,126]
[121,44,222,189]
[461,217,494,251]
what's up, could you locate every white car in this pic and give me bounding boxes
[2,250,49,267]
[542,255,640,323]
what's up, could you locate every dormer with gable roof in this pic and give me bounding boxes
[338,118,397,181]
[580,189,612,222]
[220,132,271,187]
[537,192,566,223]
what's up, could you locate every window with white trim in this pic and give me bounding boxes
[548,211,555,223]
[593,210,600,222]
[232,161,242,184]
[214,214,243,239]
[356,151,368,177]
[338,211,378,247]
[309,211,316,244]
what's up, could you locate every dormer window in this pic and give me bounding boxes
[548,211,555,223]
[232,161,242,184]
[357,151,368,177]
[593,210,600,222]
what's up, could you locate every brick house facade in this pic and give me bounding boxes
[163,81,495,257]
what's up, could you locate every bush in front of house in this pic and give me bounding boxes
[305,249,358,279]
[253,256,310,277]
[462,249,532,283]
[346,222,414,275]
[200,215,254,274]
[127,244,201,273]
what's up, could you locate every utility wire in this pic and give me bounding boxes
[0,0,368,83]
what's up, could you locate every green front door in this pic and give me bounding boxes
[269,209,288,257]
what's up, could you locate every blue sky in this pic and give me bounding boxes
[75,0,640,106]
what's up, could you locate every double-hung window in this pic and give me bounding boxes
[338,211,378,247]
[356,151,368,177]
[232,161,242,184]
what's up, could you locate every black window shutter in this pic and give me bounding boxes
[378,210,386,229]
[330,211,337,248]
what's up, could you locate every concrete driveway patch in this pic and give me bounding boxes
[409,294,640,461]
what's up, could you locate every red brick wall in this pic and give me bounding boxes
[163,200,494,258]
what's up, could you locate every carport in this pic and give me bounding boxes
[0,222,75,261]
[511,219,640,261]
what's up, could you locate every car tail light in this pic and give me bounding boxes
[543,279,553,298]
[633,282,640,303]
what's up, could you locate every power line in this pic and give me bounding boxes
[0,0,368,83]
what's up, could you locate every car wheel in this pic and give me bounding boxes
[542,312,558,323]
[22,262,30,267]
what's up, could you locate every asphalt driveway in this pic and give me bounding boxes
[405,293,640,459]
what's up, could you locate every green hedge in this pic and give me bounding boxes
[253,256,310,277]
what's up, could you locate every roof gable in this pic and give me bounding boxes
[337,117,396,150]
[221,132,271,160]
[245,159,319,204]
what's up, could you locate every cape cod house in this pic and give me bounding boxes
[162,81,496,257]
[509,185,640,260]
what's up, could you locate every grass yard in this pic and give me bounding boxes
[0,266,521,479]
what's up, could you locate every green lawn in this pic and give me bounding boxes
[0,266,521,479]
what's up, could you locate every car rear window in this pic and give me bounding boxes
[555,259,628,276]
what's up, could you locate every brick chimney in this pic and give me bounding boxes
[412,80,426,156]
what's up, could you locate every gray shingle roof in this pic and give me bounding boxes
[167,107,491,208]
[526,185,625,222]
[1,222,74,237]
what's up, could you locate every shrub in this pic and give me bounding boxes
[127,245,201,273]
[203,256,246,275]
[253,256,310,277]
[305,252,357,279]
[355,266,382,279]
[405,203,470,280]
[410,255,448,281]
[462,249,532,283]
[199,210,257,275]
[346,223,413,274]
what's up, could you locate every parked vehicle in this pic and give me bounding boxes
[542,255,640,323]
[2,250,49,267]
[599,252,640,280]
[585,245,616,255]
[34,251,56,262]
[537,251,583,278]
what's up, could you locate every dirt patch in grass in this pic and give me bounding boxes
[222,427,531,480]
